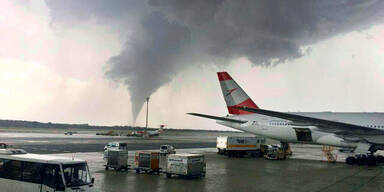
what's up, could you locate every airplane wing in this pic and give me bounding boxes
[187,113,247,124]
[235,106,384,137]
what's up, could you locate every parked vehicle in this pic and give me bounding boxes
[217,136,266,157]
[0,148,94,192]
[160,145,176,154]
[166,154,206,178]
[264,145,286,160]
[135,151,160,174]
[159,145,176,172]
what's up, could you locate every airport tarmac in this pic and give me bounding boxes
[0,129,227,153]
[1,129,384,192]
[56,147,384,192]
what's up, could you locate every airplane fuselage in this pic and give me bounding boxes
[217,112,384,148]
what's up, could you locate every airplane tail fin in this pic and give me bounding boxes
[217,72,259,115]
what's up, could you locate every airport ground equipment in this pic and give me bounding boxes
[159,145,176,172]
[321,145,337,163]
[0,143,8,149]
[345,153,384,166]
[264,145,286,160]
[105,149,129,171]
[166,153,206,178]
[0,148,94,192]
[160,145,176,154]
[103,142,128,161]
[135,151,160,174]
[217,136,265,157]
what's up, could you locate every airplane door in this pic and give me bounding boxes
[293,128,313,142]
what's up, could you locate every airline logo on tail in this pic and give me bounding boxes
[225,88,238,97]
[217,72,259,115]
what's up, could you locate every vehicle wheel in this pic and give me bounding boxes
[166,173,172,178]
[105,166,109,171]
[357,156,367,166]
[346,156,356,165]
[367,155,377,166]
[376,155,384,163]
[135,169,140,174]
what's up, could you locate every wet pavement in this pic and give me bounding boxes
[57,148,384,192]
[0,130,229,153]
[2,129,384,192]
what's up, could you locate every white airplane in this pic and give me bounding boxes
[134,125,164,138]
[188,72,384,165]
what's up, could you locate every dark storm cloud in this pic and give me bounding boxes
[45,0,384,121]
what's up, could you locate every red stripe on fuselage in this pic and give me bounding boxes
[217,72,232,81]
[227,98,259,115]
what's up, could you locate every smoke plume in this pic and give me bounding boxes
[45,0,384,121]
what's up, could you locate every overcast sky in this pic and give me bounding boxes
[1,1,384,130]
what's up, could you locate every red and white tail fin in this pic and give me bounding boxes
[217,72,259,115]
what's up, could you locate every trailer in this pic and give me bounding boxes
[103,142,128,161]
[105,149,129,171]
[217,136,266,157]
[166,153,206,178]
[135,151,160,174]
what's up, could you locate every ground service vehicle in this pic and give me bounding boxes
[159,145,176,172]
[0,148,94,192]
[217,136,265,157]
[264,145,286,160]
[166,154,206,178]
[160,145,176,154]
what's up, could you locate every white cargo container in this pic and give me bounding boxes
[166,154,205,178]
[216,136,266,157]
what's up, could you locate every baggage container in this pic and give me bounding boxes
[103,142,128,161]
[166,153,206,178]
[135,151,160,174]
[105,149,128,171]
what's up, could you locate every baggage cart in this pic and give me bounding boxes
[166,153,206,178]
[105,149,129,171]
[135,151,160,174]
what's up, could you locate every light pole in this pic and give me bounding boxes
[145,97,150,129]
